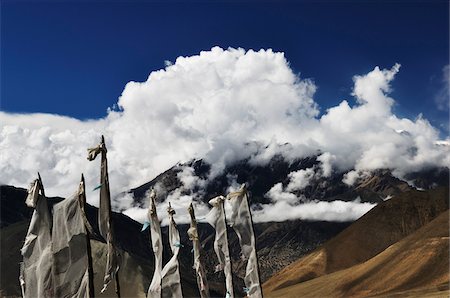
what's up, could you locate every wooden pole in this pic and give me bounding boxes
[115,272,121,298]
[101,136,121,298]
[80,174,96,298]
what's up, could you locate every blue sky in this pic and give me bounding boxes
[1,0,449,134]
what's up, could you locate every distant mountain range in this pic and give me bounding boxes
[128,155,448,207]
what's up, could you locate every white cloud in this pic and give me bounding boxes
[177,166,207,190]
[317,152,335,177]
[342,170,360,186]
[1,47,449,223]
[0,114,108,206]
[317,64,449,175]
[286,167,315,192]
[252,199,376,222]
[262,169,376,222]
[266,183,299,204]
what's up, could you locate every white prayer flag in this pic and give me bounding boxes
[87,136,121,294]
[20,177,92,298]
[20,180,53,298]
[161,203,183,298]
[52,189,90,297]
[227,184,262,298]
[147,189,163,298]
[206,196,234,298]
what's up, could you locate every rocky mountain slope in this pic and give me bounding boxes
[263,186,449,297]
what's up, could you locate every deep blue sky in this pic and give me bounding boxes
[1,0,449,135]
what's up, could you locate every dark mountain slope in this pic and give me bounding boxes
[0,220,158,298]
[127,155,448,209]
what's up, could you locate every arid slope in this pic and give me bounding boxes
[263,187,449,293]
[265,209,449,297]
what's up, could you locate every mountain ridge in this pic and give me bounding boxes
[126,156,448,211]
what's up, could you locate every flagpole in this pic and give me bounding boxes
[100,135,121,298]
[80,174,96,298]
[188,203,210,298]
[115,273,121,298]
[88,135,121,297]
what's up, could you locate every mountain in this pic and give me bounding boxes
[127,156,448,209]
[0,185,349,297]
[1,157,448,297]
[263,186,449,296]
[264,209,449,297]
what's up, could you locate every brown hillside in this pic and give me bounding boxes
[265,209,449,297]
[263,187,449,293]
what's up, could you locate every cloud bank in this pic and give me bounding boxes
[252,199,376,223]
[1,47,448,223]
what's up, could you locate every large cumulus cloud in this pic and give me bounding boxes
[1,47,448,223]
